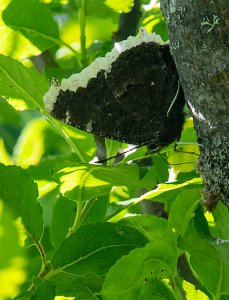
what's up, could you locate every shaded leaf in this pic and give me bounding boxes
[82,195,109,225]
[33,278,55,300]
[213,202,229,239]
[181,208,229,298]
[3,0,60,51]
[50,195,75,248]
[51,222,147,275]
[0,54,48,108]
[50,272,101,298]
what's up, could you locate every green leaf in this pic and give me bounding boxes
[181,209,229,298]
[138,165,157,190]
[76,0,134,18]
[0,97,20,125]
[49,272,101,298]
[55,281,97,299]
[101,237,177,299]
[53,162,139,201]
[139,278,176,300]
[33,278,55,300]
[51,222,147,276]
[143,178,202,203]
[2,0,60,51]
[0,163,43,240]
[152,155,169,183]
[82,195,109,225]
[168,189,201,236]
[0,54,48,108]
[120,215,172,242]
[213,202,229,239]
[50,195,75,248]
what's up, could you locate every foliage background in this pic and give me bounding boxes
[0,0,229,299]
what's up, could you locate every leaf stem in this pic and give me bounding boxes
[67,169,94,236]
[80,198,96,223]
[79,0,87,67]
[27,233,50,292]
[67,200,83,237]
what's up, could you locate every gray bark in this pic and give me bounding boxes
[160,0,229,210]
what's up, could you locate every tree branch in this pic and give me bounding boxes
[160,0,229,210]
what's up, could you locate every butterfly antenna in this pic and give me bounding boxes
[174,142,200,156]
[158,152,197,166]
[95,144,142,164]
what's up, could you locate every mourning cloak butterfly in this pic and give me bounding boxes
[44,28,185,149]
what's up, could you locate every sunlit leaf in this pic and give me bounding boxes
[183,280,209,300]
[0,202,26,299]
[0,139,12,165]
[167,118,199,173]
[143,178,202,203]
[169,189,201,236]
[0,26,41,60]
[76,0,134,18]
[53,162,139,201]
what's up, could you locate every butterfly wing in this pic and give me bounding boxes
[45,36,185,147]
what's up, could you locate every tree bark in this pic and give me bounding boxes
[160,0,229,210]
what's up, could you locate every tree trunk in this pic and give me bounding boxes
[160,0,229,210]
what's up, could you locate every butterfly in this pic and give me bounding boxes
[44,28,185,150]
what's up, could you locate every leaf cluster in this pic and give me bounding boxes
[0,1,229,300]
